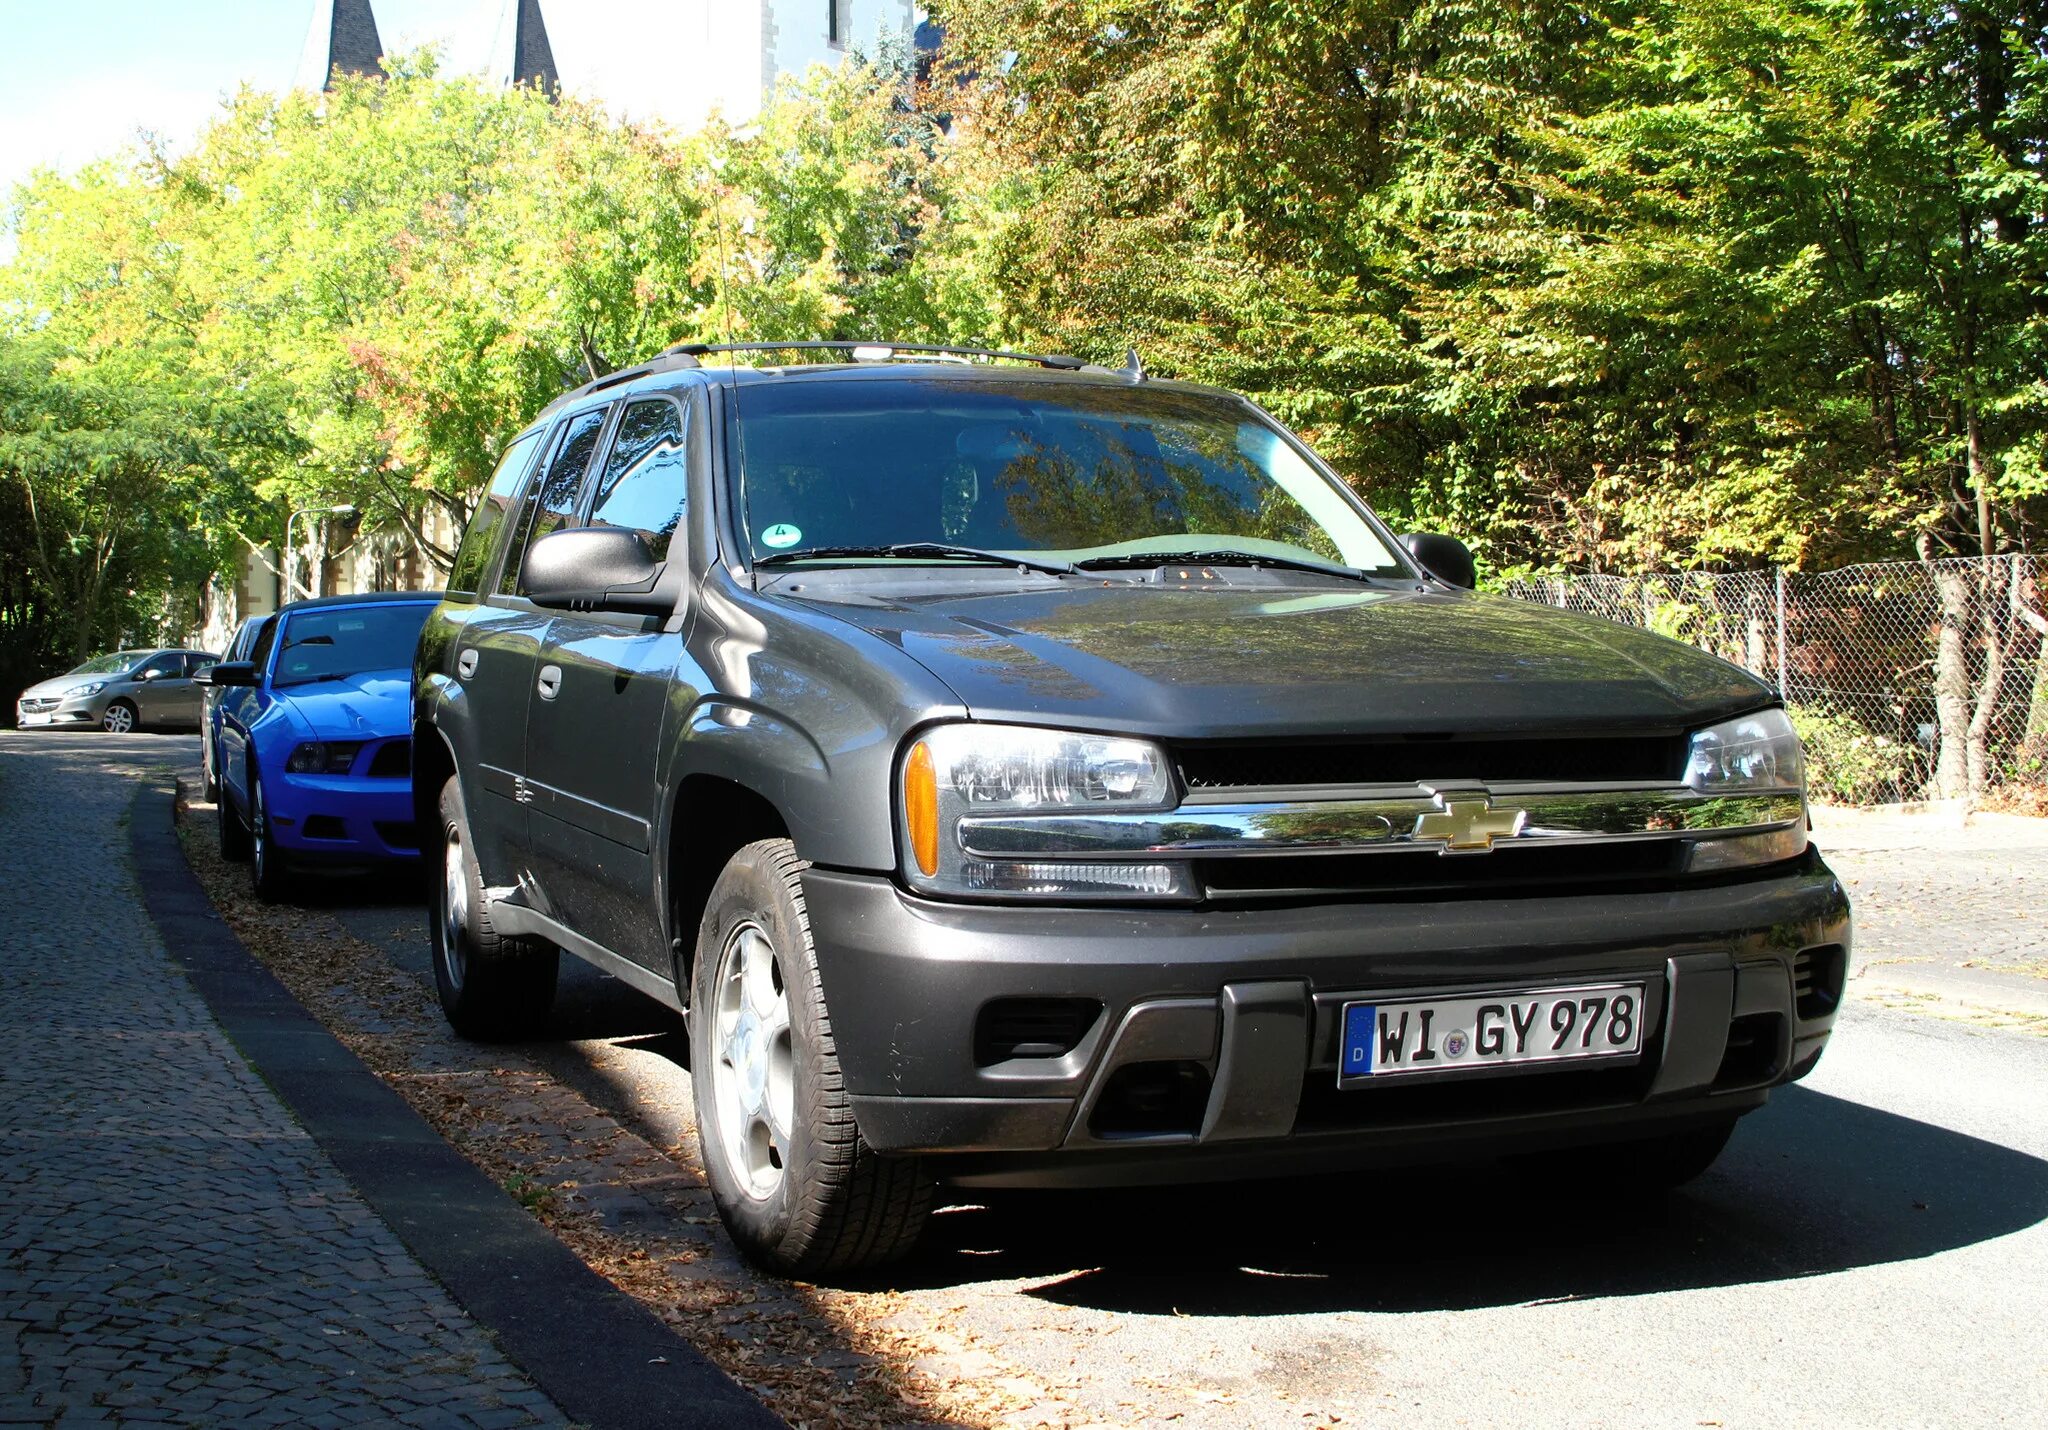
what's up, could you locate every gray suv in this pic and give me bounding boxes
[414,342,1850,1276]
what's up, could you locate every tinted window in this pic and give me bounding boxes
[732,379,1402,573]
[448,430,543,598]
[272,605,434,689]
[139,653,183,679]
[249,618,278,674]
[500,408,608,596]
[588,398,688,561]
[183,653,217,676]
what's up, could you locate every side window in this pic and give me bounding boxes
[140,653,182,680]
[248,618,278,675]
[587,398,688,562]
[499,407,609,597]
[447,431,543,599]
[183,653,215,676]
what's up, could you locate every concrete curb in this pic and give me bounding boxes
[130,776,783,1430]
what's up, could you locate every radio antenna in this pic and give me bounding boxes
[706,156,735,349]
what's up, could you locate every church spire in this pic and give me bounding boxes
[298,0,385,92]
[507,0,559,97]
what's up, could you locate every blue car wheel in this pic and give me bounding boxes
[249,772,294,903]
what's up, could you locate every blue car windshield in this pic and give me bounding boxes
[273,605,431,689]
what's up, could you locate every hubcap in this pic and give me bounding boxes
[441,826,469,992]
[711,921,795,1200]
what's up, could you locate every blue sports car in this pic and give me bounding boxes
[209,591,440,900]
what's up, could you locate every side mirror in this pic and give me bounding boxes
[201,661,259,687]
[1403,533,1477,590]
[522,527,674,617]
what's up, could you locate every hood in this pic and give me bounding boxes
[21,672,119,700]
[792,582,1771,739]
[274,669,413,741]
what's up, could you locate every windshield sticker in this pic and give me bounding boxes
[761,523,802,549]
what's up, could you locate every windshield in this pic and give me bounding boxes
[272,604,432,689]
[731,377,1407,575]
[69,651,149,676]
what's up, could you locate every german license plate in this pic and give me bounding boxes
[1339,982,1646,1084]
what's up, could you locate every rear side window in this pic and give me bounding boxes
[447,431,543,598]
[587,398,688,562]
[500,408,609,596]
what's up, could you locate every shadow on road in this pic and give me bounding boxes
[896,1086,2048,1311]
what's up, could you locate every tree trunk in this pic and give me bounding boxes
[1928,554,1974,801]
[1964,556,2014,796]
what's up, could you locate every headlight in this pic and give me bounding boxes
[286,741,364,775]
[72,682,105,697]
[899,723,1191,900]
[1684,708,1805,794]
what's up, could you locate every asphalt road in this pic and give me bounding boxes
[30,728,2047,1426]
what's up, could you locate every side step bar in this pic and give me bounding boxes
[487,896,687,1015]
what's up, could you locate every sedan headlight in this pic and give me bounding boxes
[899,723,1191,900]
[286,740,364,775]
[1684,708,1805,794]
[71,682,106,697]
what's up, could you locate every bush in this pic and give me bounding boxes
[1789,704,1920,806]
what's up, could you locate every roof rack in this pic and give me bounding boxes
[533,347,706,420]
[662,340,1110,372]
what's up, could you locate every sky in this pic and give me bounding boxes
[0,2,509,198]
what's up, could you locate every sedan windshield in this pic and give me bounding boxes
[732,377,1407,575]
[273,605,432,689]
[69,651,150,675]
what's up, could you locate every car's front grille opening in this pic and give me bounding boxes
[375,820,421,852]
[366,740,412,779]
[1713,1013,1785,1089]
[974,997,1103,1066]
[1174,733,1688,792]
[1793,945,1847,1020]
[302,814,347,841]
[1088,1060,1211,1139]
[1198,841,1683,901]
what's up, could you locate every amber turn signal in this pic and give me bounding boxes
[904,739,939,877]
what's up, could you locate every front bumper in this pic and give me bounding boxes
[803,851,1850,1187]
[266,773,421,861]
[16,695,105,727]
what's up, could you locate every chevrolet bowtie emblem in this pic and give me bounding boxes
[1414,797,1527,852]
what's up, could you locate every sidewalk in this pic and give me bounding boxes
[0,734,566,1428]
[1813,804,2048,1020]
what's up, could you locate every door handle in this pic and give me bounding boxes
[537,664,562,701]
[457,649,478,680]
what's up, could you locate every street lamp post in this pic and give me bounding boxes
[283,504,356,601]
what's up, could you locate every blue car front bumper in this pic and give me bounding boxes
[265,772,420,861]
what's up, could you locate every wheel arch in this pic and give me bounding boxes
[661,773,791,997]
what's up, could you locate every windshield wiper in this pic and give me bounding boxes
[1073,549,1373,581]
[754,542,1079,577]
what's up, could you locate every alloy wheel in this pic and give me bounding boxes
[440,823,469,994]
[102,704,134,734]
[711,920,796,1200]
[251,778,268,880]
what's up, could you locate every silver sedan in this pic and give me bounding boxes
[14,649,218,733]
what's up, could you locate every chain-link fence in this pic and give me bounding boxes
[1506,556,2048,807]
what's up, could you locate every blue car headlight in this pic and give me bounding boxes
[286,741,365,775]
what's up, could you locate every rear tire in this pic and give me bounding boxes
[690,838,933,1278]
[430,776,557,1041]
[202,732,220,803]
[248,771,294,902]
[218,780,252,861]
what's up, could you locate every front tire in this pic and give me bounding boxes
[430,776,557,1041]
[101,700,137,734]
[248,771,294,902]
[690,839,933,1277]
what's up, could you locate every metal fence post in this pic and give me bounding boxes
[1774,568,1789,697]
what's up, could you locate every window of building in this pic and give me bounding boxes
[587,398,689,562]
